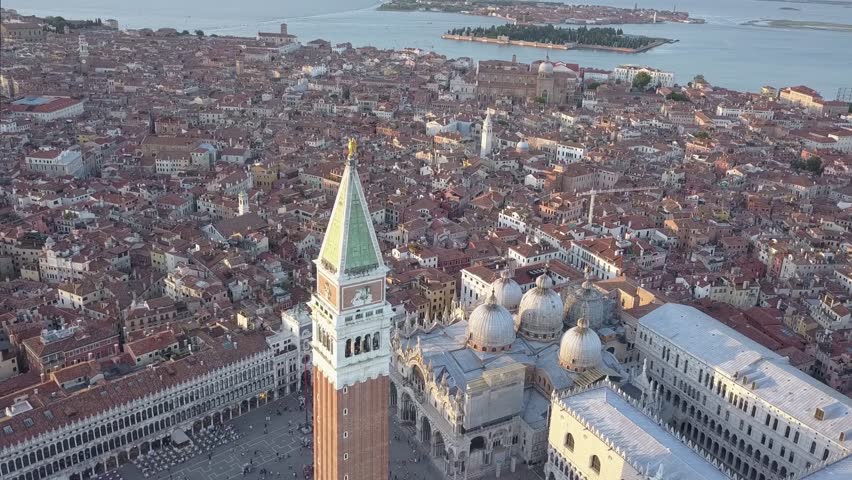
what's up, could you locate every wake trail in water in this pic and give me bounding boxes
[287,2,383,21]
[203,2,382,35]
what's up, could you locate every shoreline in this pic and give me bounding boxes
[5,2,848,95]
[440,34,672,53]
[3,1,385,35]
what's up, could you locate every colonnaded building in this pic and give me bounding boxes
[545,303,852,480]
[636,303,852,480]
[390,267,628,479]
[0,325,301,480]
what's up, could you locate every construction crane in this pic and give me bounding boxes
[578,186,659,225]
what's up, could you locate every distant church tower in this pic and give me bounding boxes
[480,111,494,158]
[235,52,244,75]
[238,190,249,216]
[78,34,89,73]
[311,139,391,480]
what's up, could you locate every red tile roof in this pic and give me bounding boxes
[0,331,268,447]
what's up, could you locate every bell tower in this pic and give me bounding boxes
[78,34,90,73]
[238,190,249,216]
[480,111,494,159]
[310,139,391,480]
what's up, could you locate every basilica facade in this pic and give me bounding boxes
[389,270,627,479]
[475,60,579,106]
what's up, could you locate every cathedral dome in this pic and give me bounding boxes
[516,140,530,153]
[558,318,602,372]
[491,270,522,311]
[538,61,554,75]
[516,273,564,341]
[563,279,610,329]
[467,291,516,352]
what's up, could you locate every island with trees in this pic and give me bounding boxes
[43,16,116,33]
[381,0,703,25]
[443,24,672,53]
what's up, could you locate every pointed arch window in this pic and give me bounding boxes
[564,433,574,452]
[590,455,601,474]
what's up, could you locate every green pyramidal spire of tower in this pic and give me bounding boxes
[318,139,382,276]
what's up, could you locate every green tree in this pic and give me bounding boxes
[667,92,690,102]
[806,157,823,174]
[44,16,68,32]
[633,71,652,89]
[195,29,205,37]
[180,30,190,36]
[792,156,822,174]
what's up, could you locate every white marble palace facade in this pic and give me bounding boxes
[636,303,852,480]
[547,381,730,480]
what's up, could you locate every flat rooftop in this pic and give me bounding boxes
[12,96,53,106]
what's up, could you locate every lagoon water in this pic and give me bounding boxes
[9,0,852,96]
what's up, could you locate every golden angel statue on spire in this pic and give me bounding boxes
[348,137,357,157]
